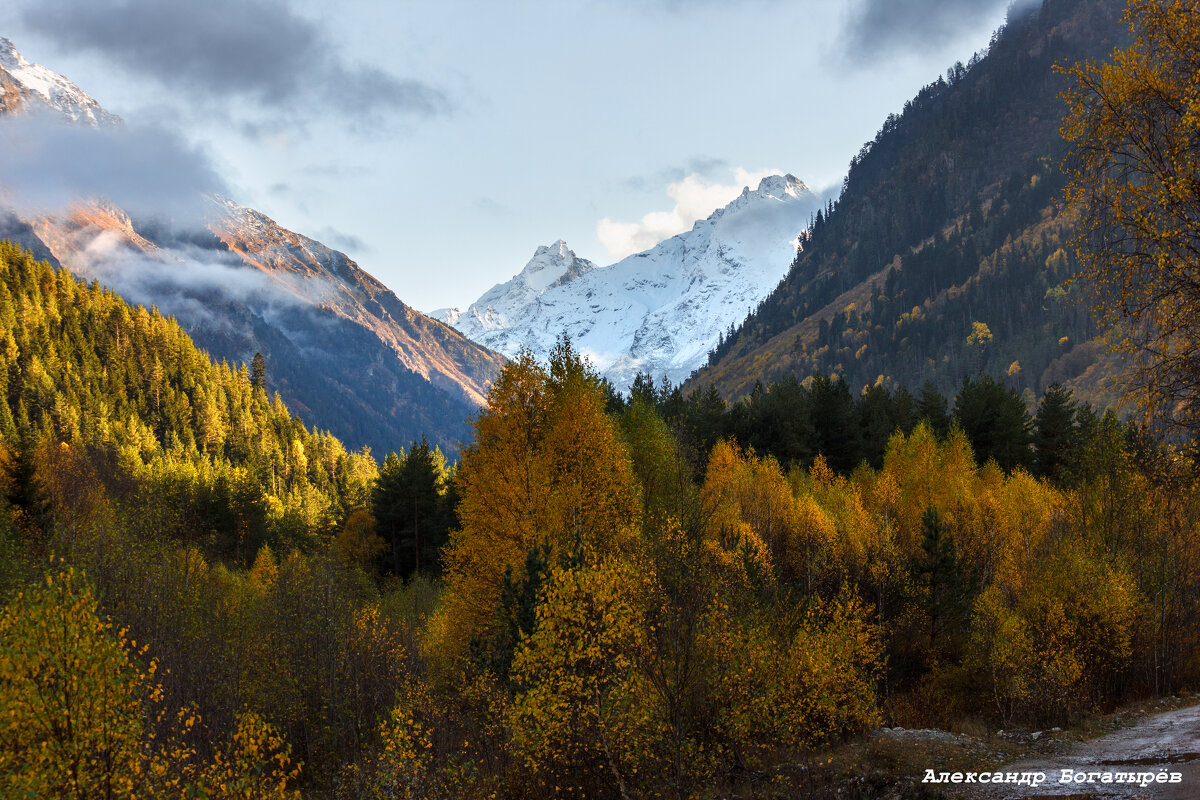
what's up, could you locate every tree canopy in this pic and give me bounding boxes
[1061,0,1200,431]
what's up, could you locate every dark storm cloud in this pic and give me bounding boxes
[841,0,1015,59]
[0,110,227,225]
[17,0,448,118]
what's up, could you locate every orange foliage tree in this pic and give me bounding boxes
[436,342,640,660]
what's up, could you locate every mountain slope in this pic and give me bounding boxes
[0,37,118,125]
[691,0,1127,405]
[0,239,376,555]
[438,174,823,391]
[0,38,505,456]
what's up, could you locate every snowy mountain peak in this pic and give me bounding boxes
[756,173,809,199]
[0,37,15,63]
[732,174,805,202]
[519,240,597,292]
[0,36,121,127]
[716,174,816,221]
[0,37,24,70]
[536,239,572,259]
[445,171,826,392]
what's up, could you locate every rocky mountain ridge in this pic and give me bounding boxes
[0,38,504,454]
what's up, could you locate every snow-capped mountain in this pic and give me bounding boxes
[435,174,823,391]
[432,240,601,355]
[0,37,504,455]
[0,37,119,126]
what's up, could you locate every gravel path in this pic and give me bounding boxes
[953,704,1200,799]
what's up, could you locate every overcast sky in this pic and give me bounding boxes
[0,0,1022,312]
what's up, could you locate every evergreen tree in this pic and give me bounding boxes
[810,375,861,473]
[629,372,657,408]
[891,385,918,436]
[371,438,450,578]
[1033,383,1078,482]
[372,451,406,575]
[911,506,970,658]
[764,377,813,465]
[858,384,895,469]
[681,385,728,467]
[485,541,552,679]
[250,352,267,391]
[917,381,951,438]
[953,375,1031,472]
[1,434,48,537]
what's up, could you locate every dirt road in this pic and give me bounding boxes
[956,703,1200,799]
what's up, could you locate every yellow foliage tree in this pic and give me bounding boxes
[333,508,386,569]
[700,440,780,593]
[0,566,301,799]
[968,544,1138,724]
[508,559,654,799]
[437,345,640,661]
[1060,0,1200,429]
[708,596,882,764]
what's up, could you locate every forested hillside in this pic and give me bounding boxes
[0,240,377,560]
[3,1,1200,796]
[695,0,1127,404]
[3,244,1198,795]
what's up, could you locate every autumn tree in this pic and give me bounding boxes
[436,344,640,661]
[333,508,386,569]
[508,560,653,798]
[1061,0,1200,431]
[0,566,301,799]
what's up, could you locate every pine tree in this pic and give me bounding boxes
[952,375,1031,472]
[250,352,268,392]
[859,384,895,469]
[810,375,861,473]
[911,506,969,657]
[1033,383,1078,482]
[1,434,48,537]
[629,372,657,408]
[917,381,951,438]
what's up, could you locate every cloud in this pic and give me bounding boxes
[621,157,729,192]
[313,226,368,254]
[17,0,448,120]
[0,110,227,225]
[840,0,1011,59]
[58,226,336,332]
[597,167,782,261]
[473,197,512,217]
